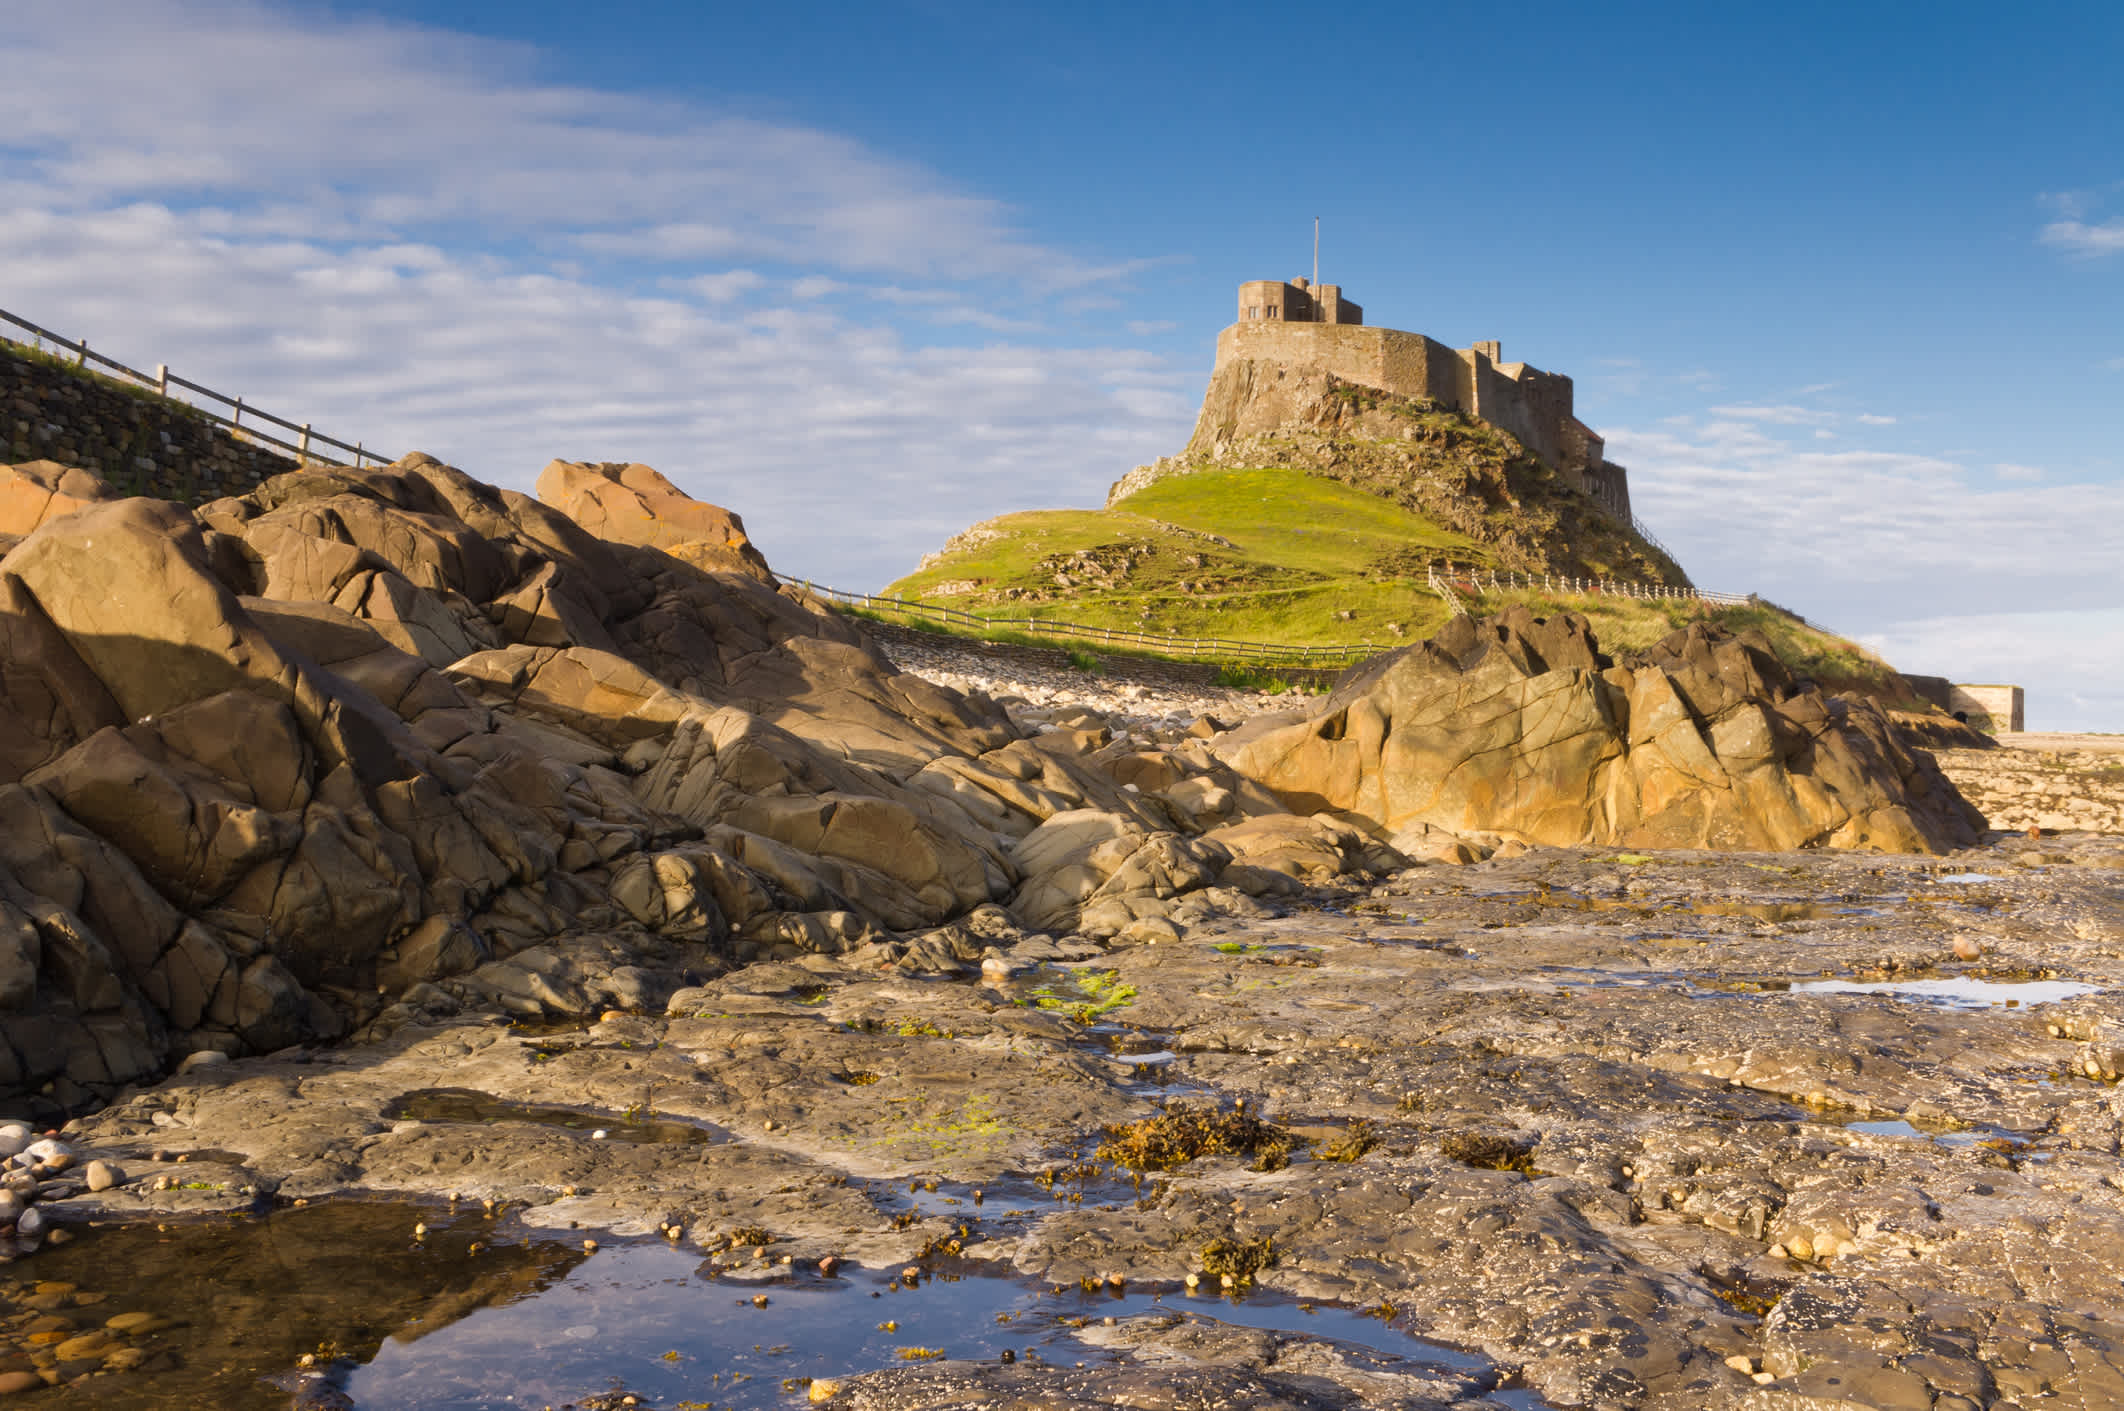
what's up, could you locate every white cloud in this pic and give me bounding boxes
[1126,320,1178,336]
[0,1,1196,590]
[1612,415,2124,630]
[1859,609,2124,732]
[1705,403,1835,425]
[1856,412,1897,426]
[1995,462,2047,482]
[2041,220,2124,256]
[681,270,766,301]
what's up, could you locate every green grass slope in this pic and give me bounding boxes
[884,466,1481,648]
[877,463,1913,702]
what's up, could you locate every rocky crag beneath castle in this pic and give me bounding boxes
[1111,283,1683,585]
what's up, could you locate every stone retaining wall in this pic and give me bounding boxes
[2,341,300,505]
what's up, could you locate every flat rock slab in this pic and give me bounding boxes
[49,832,2124,1408]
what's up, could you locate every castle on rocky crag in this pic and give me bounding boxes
[1202,277,1632,520]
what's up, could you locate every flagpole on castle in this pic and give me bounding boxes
[1312,217,1320,314]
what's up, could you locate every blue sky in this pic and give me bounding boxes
[4,1,2120,725]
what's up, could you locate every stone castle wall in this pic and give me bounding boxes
[2,341,300,505]
[1197,320,1630,519]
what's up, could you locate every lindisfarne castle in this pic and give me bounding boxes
[1192,275,1632,521]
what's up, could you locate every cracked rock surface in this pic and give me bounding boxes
[51,830,2124,1409]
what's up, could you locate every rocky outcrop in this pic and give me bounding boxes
[1935,737,2124,835]
[1155,365,1680,584]
[1220,607,1984,854]
[534,459,775,583]
[0,455,1388,1112]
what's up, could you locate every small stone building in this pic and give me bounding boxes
[1902,676,2026,733]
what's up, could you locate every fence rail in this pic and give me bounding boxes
[0,307,392,470]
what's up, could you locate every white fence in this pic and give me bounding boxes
[1,307,393,470]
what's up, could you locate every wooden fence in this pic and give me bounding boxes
[1,307,393,470]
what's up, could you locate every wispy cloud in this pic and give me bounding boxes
[2040,220,2124,256]
[1126,320,1177,336]
[1705,403,1838,426]
[1995,462,2047,482]
[1856,412,1897,426]
[1859,608,2124,732]
[0,1,1195,589]
[1611,415,2124,629]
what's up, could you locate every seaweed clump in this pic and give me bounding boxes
[1097,1101,1292,1172]
[1440,1130,1539,1174]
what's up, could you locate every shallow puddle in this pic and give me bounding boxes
[1792,977,2100,1009]
[18,1203,1550,1408]
[390,1088,728,1145]
[343,1244,1551,1409]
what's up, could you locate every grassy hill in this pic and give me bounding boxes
[877,461,1912,701]
[885,465,1485,648]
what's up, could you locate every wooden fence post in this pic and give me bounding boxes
[299,423,312,465]
[74,339,87,368]
[155,363,168,396]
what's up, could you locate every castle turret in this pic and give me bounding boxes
[1236,279,1362,325]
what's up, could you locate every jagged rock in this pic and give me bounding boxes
[535,459,775,583]
[5,459,1807,1117]
[1221,607,1983,854]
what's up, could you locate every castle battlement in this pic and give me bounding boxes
[1200,280,1629,520]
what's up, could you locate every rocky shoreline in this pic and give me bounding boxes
[1,454,2119,1408]
[16,828,2124,1409]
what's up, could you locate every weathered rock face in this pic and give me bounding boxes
[0,455,1393,1111]
[534,459,775,583]
[0,459,120,540]
[1221,607,1984,854]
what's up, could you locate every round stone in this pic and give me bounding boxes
[0,1371,41,1394]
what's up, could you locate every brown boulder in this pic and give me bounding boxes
[536,460,774,582]
[1222,608,1983,855]
[0,461,119,538]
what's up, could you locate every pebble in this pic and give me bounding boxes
[83,1160,119,1193]
[0,1371,39,1394]
[104,1311,167,1334]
